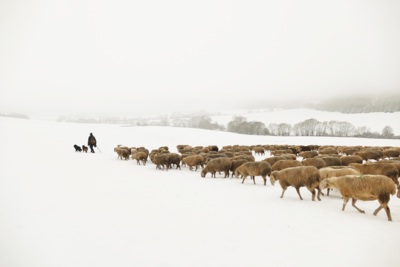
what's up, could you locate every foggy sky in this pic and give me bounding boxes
[1,0,400,116]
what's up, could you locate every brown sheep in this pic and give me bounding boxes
[201,158,232,178]
[340,155,363,166]
[271,160,302,171]
[153,153,170,170]
[263,156,287,166]
[383,148,400,159]
[319,175,396,221]
[131,149,148,165]
[279,154,297,160]
[235,161,272,186]
[319,166,360,196]
[181,155,205,171]
[319,156,342,167]
[168,153,181,170]
[349,163,399,185]
[379,160,400,174]
[319,147,339,155]
[299,151,318,160]
[355,150,381,162]
[230,159,250,178]
[302,158,326,169]
[270,166,321,201]
[253,146,265,156]
[270,149,294,156]
[341,147,360,156]
[114,146,130,160]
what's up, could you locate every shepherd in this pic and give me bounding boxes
[88,133,97,153]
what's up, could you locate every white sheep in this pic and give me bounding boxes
[320,174,396,221]
[270,166,321,201]
[319,166,360,196]
[235,161,272,186]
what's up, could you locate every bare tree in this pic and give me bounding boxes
[382,126,394,138]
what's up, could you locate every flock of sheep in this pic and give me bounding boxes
[114,144,400,221]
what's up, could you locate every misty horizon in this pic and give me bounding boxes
[1,1,400,116]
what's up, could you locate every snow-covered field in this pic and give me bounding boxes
[209,108,400,135]
[1,116,400,267]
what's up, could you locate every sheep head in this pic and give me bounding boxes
[270,171,279,186]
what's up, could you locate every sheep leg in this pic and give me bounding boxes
[280,187,287,198]
[351,198,365,213]
[242,175,247,184]
[316,187,321,201]
[309,189,316,201]
[342,197,350,211]
[374,202,392,221]
[263,176,266,186]
[253,176,256,184]
[295,187,303,200]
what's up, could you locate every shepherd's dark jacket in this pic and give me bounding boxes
[88,134,97,146]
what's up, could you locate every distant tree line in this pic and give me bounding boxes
[56,114,399,139]
[181,115,398,139]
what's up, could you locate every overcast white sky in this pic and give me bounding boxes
[1,0,400,116]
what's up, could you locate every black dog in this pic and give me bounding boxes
[74,144,82,152]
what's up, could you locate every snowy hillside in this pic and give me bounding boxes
[1,117,400,267]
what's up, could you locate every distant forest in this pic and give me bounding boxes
[306,94,400,113]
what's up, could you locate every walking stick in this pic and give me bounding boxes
[96,146,102,153]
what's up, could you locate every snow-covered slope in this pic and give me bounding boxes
[0,117,399,267]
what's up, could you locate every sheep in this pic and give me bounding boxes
[280,154,297,160]
[181,155,205,171]
[299,151,318,160]
[263,156,287,166]
[201,158,232,178]
[299,145,312,152]
[319,175,396,221]
[319,147,339,155]
[114,145,130,160]
[167,153,181,170]
[340,155,363,166]
[131,149,148,165]
[208,145,219,152]
[301,158,326,169]
[270,149,294,156]
[271,159,302,171]
[318,156,342,167]
[235,161,272,186]
[253,146,265,156]
[319,166,360,196]
[153,153,170,170]
[349,162,399,185]
[270,166,321,201]
[383,148,400,159]
[341,147,360,156]
[355,150,381,162]
[379,159,400,171]
[230,159,250,178]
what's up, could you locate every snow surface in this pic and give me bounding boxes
[1,116,400,267]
